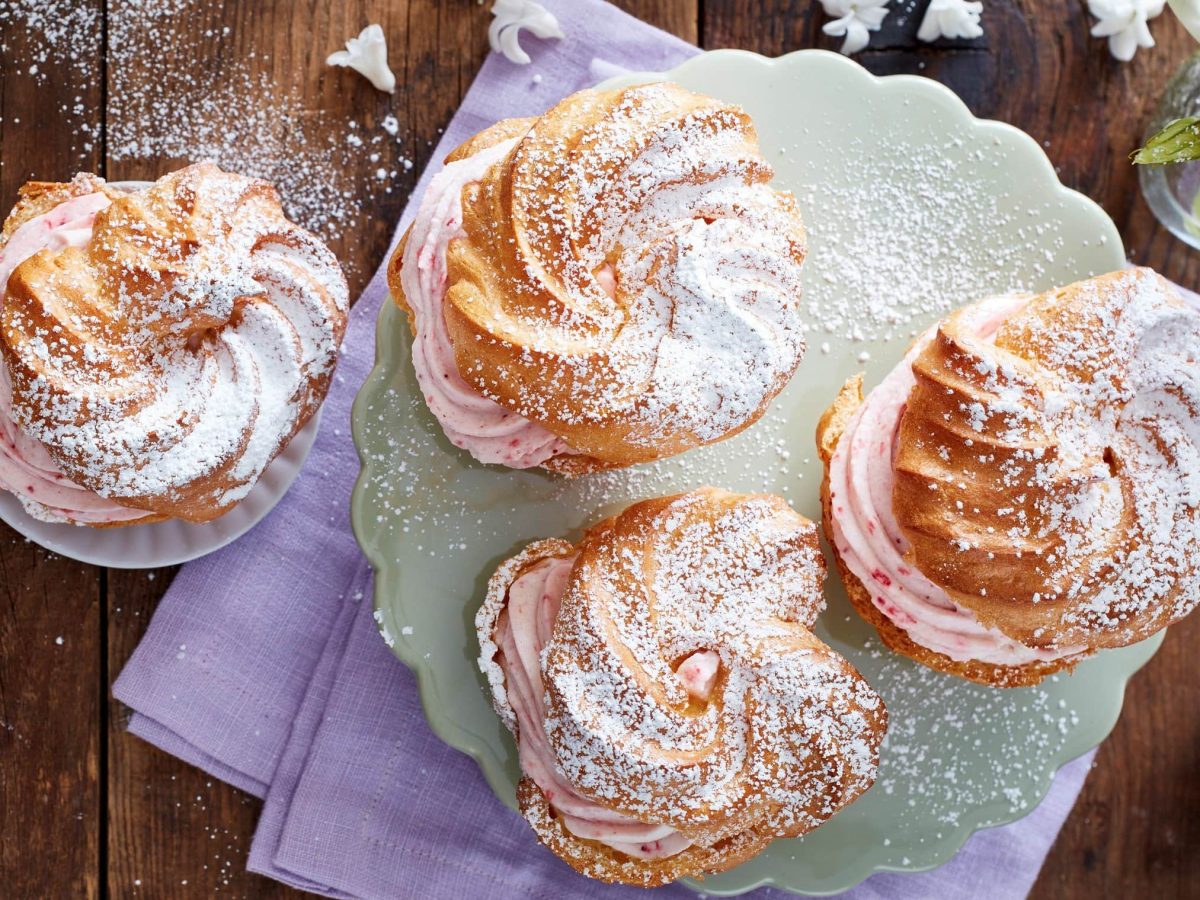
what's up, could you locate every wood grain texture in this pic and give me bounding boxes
[0,1,105,896]
[0,0,1197,897]
[1036,615,1200,899]
[99,2,451,893]
[0,542,103,899]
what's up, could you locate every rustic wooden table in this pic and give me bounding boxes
[1,1,1198,897]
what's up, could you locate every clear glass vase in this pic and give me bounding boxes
[1140,50,1200,249]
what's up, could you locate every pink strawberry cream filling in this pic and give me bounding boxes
[399,139,572,469]
[496,555,717,860]
[828,294,1083,667]
[0,192,150,525]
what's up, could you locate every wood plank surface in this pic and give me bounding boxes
[0,2,106,897]
[0,0,1197,897]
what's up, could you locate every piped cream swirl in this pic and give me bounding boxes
[828,295,1085,665]
[398,138,571,469]
[494,556,696,860]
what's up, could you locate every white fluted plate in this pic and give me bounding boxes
[0,180,322,569]
[0,409,320,569]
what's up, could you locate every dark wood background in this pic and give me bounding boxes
[1,1,1197,897]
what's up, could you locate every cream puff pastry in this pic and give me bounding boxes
[477,488,886,885]
[389,82,808,474]
[0,164,348,526]
[819,269,1200,686]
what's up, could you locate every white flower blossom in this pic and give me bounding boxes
[489,0,565,65]
[918,0,984,42]
[820,0,892,55]
[1088,0,1165,61]
[1168,0,1200,43]
[326,24,396,93]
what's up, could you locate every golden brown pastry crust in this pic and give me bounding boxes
[516,777,768,887]
[478,488,887,886]
[897,271,1199,647]
[387,119,614,477]
[2,182,171,528]
[817,378,1078,688]
[386,116,536,333]
[1,163,348,524]
[818,269,1200,685]
[390,83,808,473]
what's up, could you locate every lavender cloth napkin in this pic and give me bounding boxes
[113,2,1095,896]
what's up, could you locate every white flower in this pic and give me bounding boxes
[820,0,891,55]
[1088,0,1165,61]
[1169,0,1200,43]
[917,0,984,42]
[489,0,565,65]
[326,24,396,93]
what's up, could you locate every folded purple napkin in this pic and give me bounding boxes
[114,1,1095,896]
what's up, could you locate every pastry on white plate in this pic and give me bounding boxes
[0,163,348,525]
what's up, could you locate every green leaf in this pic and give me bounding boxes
[1132,117,1200,165]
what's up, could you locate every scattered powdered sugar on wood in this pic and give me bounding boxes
[0,1,101,77]
[1,0,413,248]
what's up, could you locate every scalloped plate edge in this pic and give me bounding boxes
[350,48,1149,896]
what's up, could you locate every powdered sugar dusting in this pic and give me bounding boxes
[829,294,1087,668]
[1,0,414,248]
[537,491,882,854]
[894,269,1200,648]
[442,84,807,463]
[1,166,348,520]
[796,132,1091,346]
[870,645,1083,825]
[478,545,695,861]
